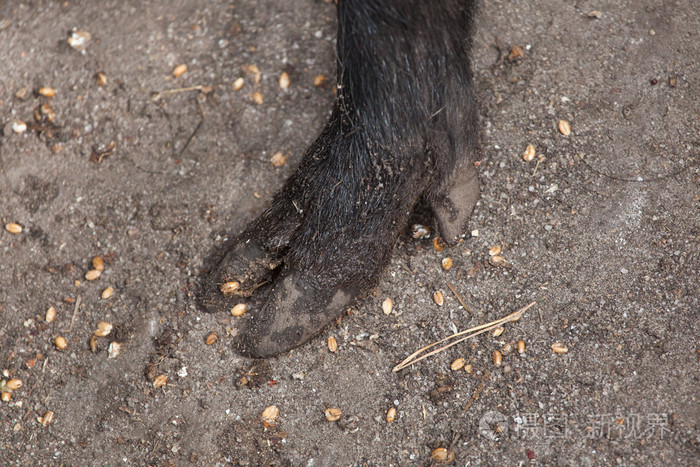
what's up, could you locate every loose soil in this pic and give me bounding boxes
[1,0,698,465]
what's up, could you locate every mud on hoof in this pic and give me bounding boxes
[236,273,359,358]
[200,0,481,357]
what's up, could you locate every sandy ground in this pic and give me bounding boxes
[0,0,698,465]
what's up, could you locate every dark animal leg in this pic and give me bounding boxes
[201,0,480,357]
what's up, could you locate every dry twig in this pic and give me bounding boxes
[464,369,490,412]
[62,295,81,333]
[446,282,473,315]
[150,85,213,101]
[392,301,535,372]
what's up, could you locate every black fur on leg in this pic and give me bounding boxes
[202,0,481,357]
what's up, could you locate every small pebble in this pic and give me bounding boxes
[11,121,27,134]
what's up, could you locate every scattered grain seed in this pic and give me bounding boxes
[173,64,187,78]
[278,71,290,89]
[668,76,677,87]
[95,72,108,86]
[242,64,261,84]
[231,303,248,317]
[33,106,42,122]
[85,269,101,281]
[465,364,473,374]
[508,45,524,61]
[205,332,218,345]
[382,298,394,315]
[153,374,168,388]
[6,379,22,391]
[313,75,327,87]
[101,286,114,299]
[451,358,466,371]
[262,405,279,426]
[430,447,451,463]
[93,328,109,338]
[220,281,240,295]
[252,91,264,105]
[1,392,10,402]
[11,121,27,134]
[38,86,56,97]
[552,343,568,354]
[587,10,603,18]
[108,342,122,358]
[324,408,342,422]
[489,245,502,256]
[39,411,55,426]
[433,291,444,306]
[411,224,430,239]
[54,336,68,350]
[232,77,244,91]
[45,306,56,323]
[433,237,445,252]
[327,336,338,352]
[40,103,56,121]
[492,326,504,337]
[5,223,22,234]
[523,144,536,162]
[493,350,503,366]
[90,335,98,353]
[270,152,287,167]
[441,257,453,271]
[490,254,505,265]
[95,322,112,337]
[558,120,571,136]
[92,256,105,272]
[386,407,397,423]
[518,340,526,354]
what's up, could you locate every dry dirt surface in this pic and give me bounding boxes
[1,0,698,465]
